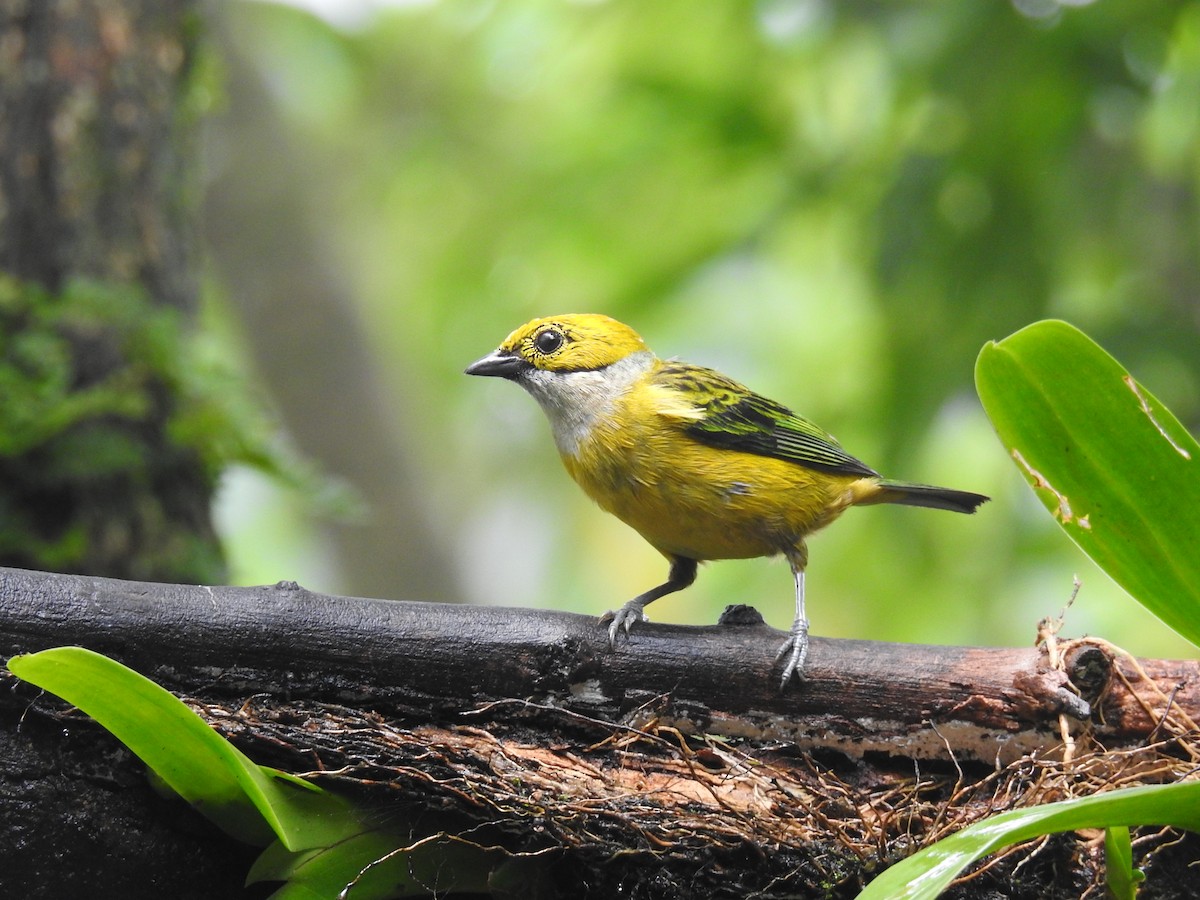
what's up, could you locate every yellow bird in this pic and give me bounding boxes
[466,314,988,687]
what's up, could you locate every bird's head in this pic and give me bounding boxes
[465,314,650,379]
[466,314,657,454]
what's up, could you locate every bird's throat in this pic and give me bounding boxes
[520,350,655,457]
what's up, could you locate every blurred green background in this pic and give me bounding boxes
[201,0,1200,659]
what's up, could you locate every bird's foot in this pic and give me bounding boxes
[774,619,809,690]
[599,600,647,648]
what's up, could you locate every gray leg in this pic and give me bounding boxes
[603,556,698,647]
[775,545,809,688]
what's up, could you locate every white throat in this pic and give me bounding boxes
[518,351,654,456]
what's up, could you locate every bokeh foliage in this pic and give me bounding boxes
[210,0,1200,657]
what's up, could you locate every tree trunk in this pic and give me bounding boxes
[201,19,462,604]
[0,0,222,583]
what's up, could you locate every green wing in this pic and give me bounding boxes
[655,362,879,477]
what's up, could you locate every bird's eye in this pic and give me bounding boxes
[534,329,564,355]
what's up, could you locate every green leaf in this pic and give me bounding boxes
[858,781,1200,899]
[1104,826,1143,900]
[7,647,353,850]
[251,831,497,899]
[975,320,1200,647]
[8,647,520,897]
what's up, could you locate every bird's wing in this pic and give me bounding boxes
[652,362,880,477]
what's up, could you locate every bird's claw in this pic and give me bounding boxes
[775,622,809,690]
[600,601,646,648]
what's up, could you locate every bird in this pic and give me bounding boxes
[466,313,988,687]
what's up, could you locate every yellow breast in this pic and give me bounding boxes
[559,376,877,561]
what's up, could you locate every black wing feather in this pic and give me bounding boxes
[655,362,879,478]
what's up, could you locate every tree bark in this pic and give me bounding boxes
[3,565,1198,898]
[0,0,222,583]
[4,565,1193,758]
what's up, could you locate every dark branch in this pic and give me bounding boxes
[2,566,1194,763]
[6,565,1200,897]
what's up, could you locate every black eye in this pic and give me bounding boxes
[534,328,564,354]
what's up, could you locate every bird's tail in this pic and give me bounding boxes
[868,480,990,514]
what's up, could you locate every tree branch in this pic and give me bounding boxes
[3,566,1194,763]
[5,565,1200,896]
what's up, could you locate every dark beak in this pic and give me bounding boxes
[465,350,528,379]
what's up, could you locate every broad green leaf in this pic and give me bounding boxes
[8,647,354,850]
[859,781,1200,899]
[976,320,1200,647]
[9,647,522,897]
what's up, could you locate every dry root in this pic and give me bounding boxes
[198,689,1200,899]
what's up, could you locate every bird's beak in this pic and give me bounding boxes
[465,349,528,379]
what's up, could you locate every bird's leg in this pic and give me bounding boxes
[775,544,809,688]
[602,556,698,647]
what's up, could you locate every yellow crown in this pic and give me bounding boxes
[500,314,650,372]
